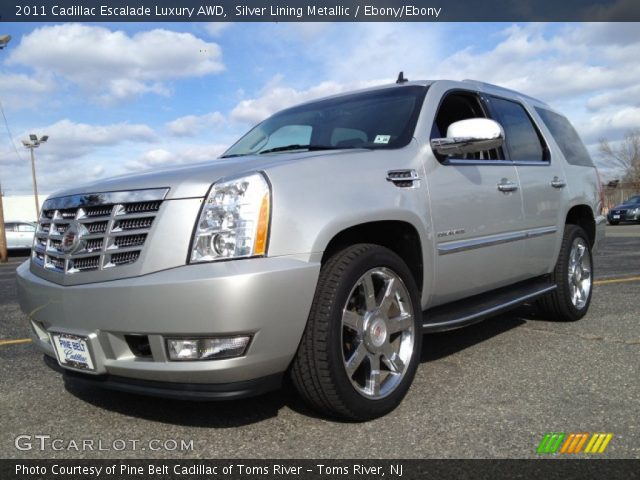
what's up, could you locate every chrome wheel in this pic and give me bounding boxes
[568,237,591,310]
[341,267,415,399]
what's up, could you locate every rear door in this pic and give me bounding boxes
[425,89,526,305]
[487,96,567,277]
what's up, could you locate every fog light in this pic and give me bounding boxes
[166,336,251,361]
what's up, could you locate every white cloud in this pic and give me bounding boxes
[0,72,52,94]
[0,119,156,166]
[202,23,232,37]
[578,107,640,144]
[0,119,158,194]
[8,24,224,102]
[0,72,54,109]
[319,23,442,84]
[230,77,345,124]
[586,84,640,112]
[166,112,225,137]
[27,119,157,159]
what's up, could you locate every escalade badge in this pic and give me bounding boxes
[62,222,90,255]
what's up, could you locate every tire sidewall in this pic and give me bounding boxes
[325,245,422,419]
[558,226,593,319]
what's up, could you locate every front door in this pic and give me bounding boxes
[425,90,526,306]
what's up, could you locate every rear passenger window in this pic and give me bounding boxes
[490,97,546,162]
[535,108,594,167]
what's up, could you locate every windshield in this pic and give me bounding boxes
[626,196,640,204]
[222,86,427,158]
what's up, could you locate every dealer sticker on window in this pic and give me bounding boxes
[374,135,391,144]
[51,333,95,371]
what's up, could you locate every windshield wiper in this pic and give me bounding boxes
[258,144,361,155]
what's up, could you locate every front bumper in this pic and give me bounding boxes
[607,212,640,222]
[17,255,320,390]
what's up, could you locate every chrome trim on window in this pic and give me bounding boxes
[444,158,551,167]
[437,226,557,255]
[42,188,170,212]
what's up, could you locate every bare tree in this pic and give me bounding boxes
[599,129,640,183]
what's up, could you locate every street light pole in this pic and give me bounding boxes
[0,34,11,263]
[0,181,6,263]
[29,145,39,218]
[22,135,48,220]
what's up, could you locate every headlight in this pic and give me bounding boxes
[190,172,271,263]
[632,208,640,214]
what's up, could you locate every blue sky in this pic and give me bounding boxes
[0,22,639,195]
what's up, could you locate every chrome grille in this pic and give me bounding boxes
[113,217,154,231]
[31,189,168,276]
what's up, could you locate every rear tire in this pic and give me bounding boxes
[291,244,422,421]
[538,225,593,322]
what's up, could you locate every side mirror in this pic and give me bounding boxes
[430,118,504,156]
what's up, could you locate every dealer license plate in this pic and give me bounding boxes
[51,333,95,371]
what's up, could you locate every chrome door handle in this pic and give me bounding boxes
[497,180,519,192]
[551,177,566,189]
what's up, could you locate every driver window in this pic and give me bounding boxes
[261,125,312,151]
[431,92,503,161]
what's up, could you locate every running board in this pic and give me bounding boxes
[422,277,556,333]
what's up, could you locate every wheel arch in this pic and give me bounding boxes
[565,204,596,247]
[320,220,424,295]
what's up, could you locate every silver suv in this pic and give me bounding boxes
[17,78,605,420]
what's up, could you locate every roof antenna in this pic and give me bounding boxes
[396,71,408,84]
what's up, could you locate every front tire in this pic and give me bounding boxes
[291,244,422,421]
[538,225,593,321]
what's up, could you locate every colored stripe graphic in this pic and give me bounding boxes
[537,433,566,454]
[538,433,613,454]
[560,433,589,454]
[585,433,613,454]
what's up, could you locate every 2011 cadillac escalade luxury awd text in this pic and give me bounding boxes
[17,78,605,420]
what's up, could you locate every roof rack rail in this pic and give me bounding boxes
[461,79,549,107]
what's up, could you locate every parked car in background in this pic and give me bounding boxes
[607,195,640,225]
[5,221,36,249]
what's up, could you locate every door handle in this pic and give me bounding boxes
[551,176,566,189]
[497,180,519,192]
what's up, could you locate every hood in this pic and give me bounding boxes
[47,149,367,200]
[612,202,640,210]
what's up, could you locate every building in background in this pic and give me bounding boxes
[2,195,47,222]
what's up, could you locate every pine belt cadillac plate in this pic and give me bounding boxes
[51,333,95,371]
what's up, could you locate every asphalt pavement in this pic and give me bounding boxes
[1,225,639,459]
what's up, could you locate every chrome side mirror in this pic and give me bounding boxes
[430,118,504,156]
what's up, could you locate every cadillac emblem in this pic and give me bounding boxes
[61,222,89,254]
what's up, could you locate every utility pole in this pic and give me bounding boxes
[0,34,12,263]
[22,135,48,219]
[0,182,6,263]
